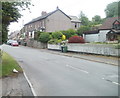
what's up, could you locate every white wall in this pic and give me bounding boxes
[48,44,118,56]
[98,30,110,42]
[83,30,110,42]
[84,34,99,42]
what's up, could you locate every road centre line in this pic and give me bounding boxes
[102,78,120,85]
[66,64,89,74]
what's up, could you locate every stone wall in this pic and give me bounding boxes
[27,40,47,49]
[48,43,119,56]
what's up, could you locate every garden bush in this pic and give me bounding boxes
[68,35,85,43]
[39,32,51,43]
[48,39,62,44]
[51,31,63,39]
[61,29,77,39]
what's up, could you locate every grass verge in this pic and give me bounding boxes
[0,52,23,78]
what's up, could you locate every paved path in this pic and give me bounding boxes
[40,49,118,66]
[1,73,33,96]
[2,45,119,96]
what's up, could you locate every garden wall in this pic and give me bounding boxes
[27,40,47,49]
[48,43,119,56]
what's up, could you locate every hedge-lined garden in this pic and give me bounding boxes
[35,29,85,45]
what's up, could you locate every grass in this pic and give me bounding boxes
[0,52,22,78]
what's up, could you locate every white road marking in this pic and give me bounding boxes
[102,77,120,85]
[23,72,37,96]
[112,82,120,85]
[66,65,89,74]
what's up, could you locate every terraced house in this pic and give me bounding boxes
[24,7,81,39]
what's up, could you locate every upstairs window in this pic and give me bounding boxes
[113,20,120,30]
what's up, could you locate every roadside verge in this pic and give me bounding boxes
[0,51,34,96]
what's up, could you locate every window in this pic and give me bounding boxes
[113,20,120,30]
[75,23,77,28]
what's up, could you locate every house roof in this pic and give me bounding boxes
[24,8,71,26]
[83,30,99,34]
[99,17,120,30]
[109,29,120,34]
[69,16,81,23]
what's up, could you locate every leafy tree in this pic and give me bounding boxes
[1,1,32,43]
[77,26,91,35]
[92,15,103,25]
[79,11,90,26]
[105,1,119,18]
[39,32,51,43]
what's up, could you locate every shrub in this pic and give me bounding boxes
[68,35,85,43]
[61,29,77,39]
[39,32,51,43]
[52,31,63,39]
[48,39,62,44]
[115,44,120,49]
[34,31,42,40]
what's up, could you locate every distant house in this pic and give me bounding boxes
[83,17,120,42]
[24,7,81,39]
[8,30,20,40]
[69,16,81,30]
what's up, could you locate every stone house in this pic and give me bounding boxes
[83,17,120,42]
[8,30,20,40]
[24,7,81,39]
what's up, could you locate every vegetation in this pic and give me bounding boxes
[115,44,120,49]
[105,1,119,18]
[61,29,77,39]
[79,11,90,26]
[91,15,103,25]
[77,25,91,35]
[48,39,62,44]
[1,1,32,43]
[39,32,51,43]
[51,31,63,39]
[0,52,22,77]
[68,36,85,43]
[78,12,104,35]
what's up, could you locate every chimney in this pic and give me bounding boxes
[56,6,59,10]
[41,11,47,16]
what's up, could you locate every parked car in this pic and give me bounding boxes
[11,41,19,46]
[7,40,14,45]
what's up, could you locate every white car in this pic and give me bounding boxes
[7,40,14,45]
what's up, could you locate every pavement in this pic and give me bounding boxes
[41,48,119,66]
[1,73,33,97]
[0,45,119,96]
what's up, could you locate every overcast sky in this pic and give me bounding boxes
[8,0,117,34]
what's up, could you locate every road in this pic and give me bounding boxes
[2,44,119,96]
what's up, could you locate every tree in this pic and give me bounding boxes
[105,1,119,18]
[92,15,103,25]
[1,1,32,43]
[39,32,51,43]
[77,26,91,35]
[79,11,90,26]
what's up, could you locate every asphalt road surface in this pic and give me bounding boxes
[2,44,119,96]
